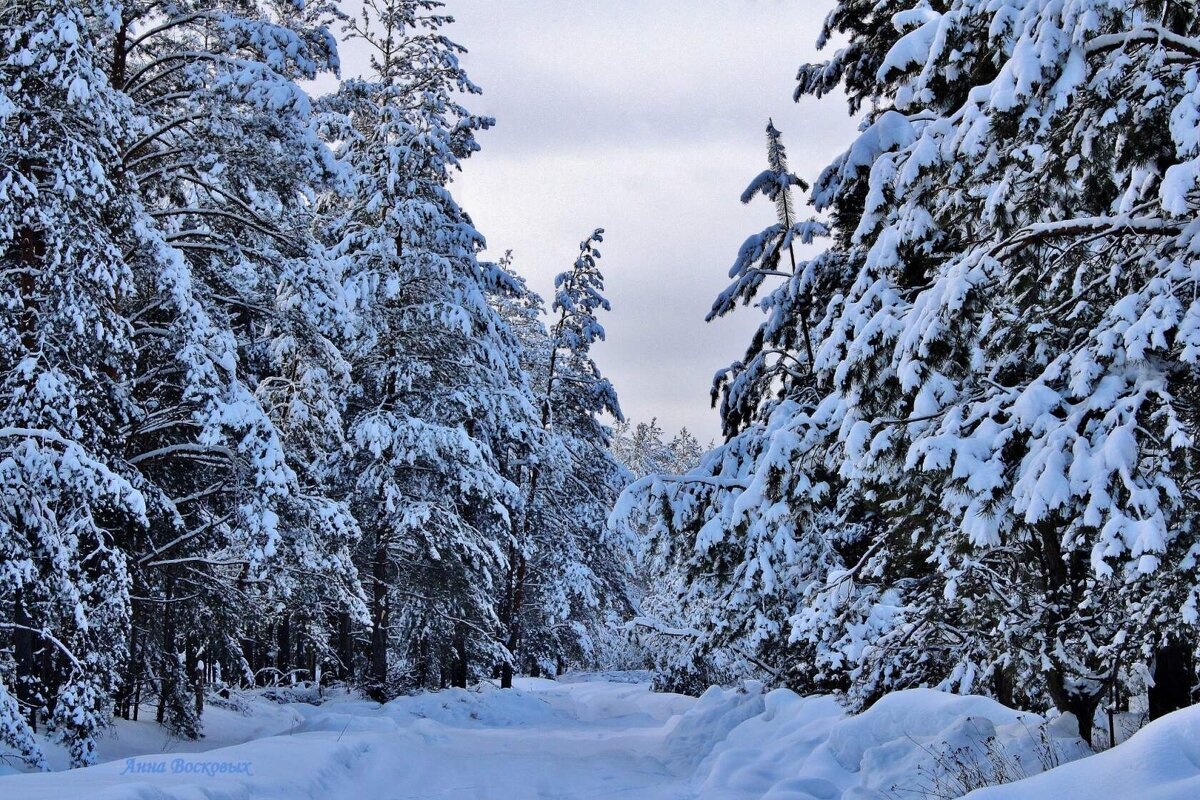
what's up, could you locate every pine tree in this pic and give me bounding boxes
[611,419,705,479]
[321,0,536,696]
[710,120,825,433]
[613,123,844,694]
[620,0,1200,743]
[492,241,632,682]
[0,0,151,766]
[100,0,362,736]
[611,419,673,477]
[788,0,1200,741]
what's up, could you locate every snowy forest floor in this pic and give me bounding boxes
[1,673,1198,800]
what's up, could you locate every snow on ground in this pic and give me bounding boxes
[964,704,1200,800]
[0,674,1194,799]
[13,691,310,774]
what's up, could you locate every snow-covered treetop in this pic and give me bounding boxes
[546,229,622,427]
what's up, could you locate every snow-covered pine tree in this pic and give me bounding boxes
[102,0,362,735]
[542,231,623,432]
[611,122,845,694]
[611,419,705,478]
[611,419,673,478]
[607,418,706,677]
[0,0,150,766]
[611,419,706,483]
[709,120,828,434]
[491,241,632,683]
[621,2,1200,739]
[320,0,536,697]
[777,0,1200,741]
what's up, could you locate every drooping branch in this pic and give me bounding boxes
[1087,25,1200,60]
[990,215,1181,261]
[0,624,83,673]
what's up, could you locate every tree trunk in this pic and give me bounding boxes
[275,615,290,680]
[503,461,537,690]
[368,541,390,700]
[501,550,526,689]
[335,612,353,681]
[157,573,175,725]
[991,664,1014,709]
[451,626,469,689]
[132,655,142,722]
[118,615,139,720]
[1046,667,1101,747]
[1036,522,1103,745]
[12,593,37,731]
[1149,638,1196,721]
[185,635,203,725]
[110,13,128,90]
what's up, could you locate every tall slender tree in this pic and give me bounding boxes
[320,0,536,696]
[103,0,362,736]
[494,239,630,685]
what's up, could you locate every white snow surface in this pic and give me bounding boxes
[0,674,1195,799]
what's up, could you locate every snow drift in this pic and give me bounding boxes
[0,676,1195,799]
[964,704,1200,800]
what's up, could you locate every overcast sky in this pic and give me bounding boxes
[329,1,855,440]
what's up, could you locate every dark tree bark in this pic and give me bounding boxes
[185,634,203,723]
[991,664,1014,709]
[451,626,469,689]
[156,573,175,725]
[1149,639,1197,721]
[110,13,128,89]
[275,615,291,679]
[12,593,37,731]
[335,611,353,681]
[1046,668,1102,747]
[368,541,390,700]
[1035,522,1105,746]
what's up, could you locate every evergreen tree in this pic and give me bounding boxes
[103,0,362,736]
[492,240,632,683]
[613,123,843,694]
[791,0,1200,739]
[611,419,706,479]
[619,0,1200,744]
[0,0,640,765]
[0,0,148,765]
[320,0,536,696]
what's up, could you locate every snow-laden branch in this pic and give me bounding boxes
[1087,24,1200,60]
[143,556,249,569]
[627,617,782,678]
[127,11,215,55]
[127,442,237,465]
[137,511,235,566]
[645,474,750,489]
[626,616,703,638]
[122,113,207,163]
[990,215,1181,260]
[124,52,238,97]
[0,624,83,673]
[0,427,74,447]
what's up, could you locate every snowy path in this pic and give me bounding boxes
[3,674,1198,800]
[0,676,703,800]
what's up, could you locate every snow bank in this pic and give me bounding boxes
[2,676,1196,800]
[964,704,1200,800]
[8,691,307,775]
[682,684,1091,799]
[664,680,768,771]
